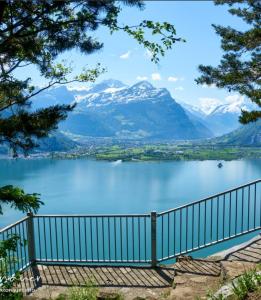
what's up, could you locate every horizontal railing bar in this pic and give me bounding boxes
[34,213,150,218]
[0,216,29,233]
[158,179,260,216]
[157,227,261,262]
[35,259,151,263]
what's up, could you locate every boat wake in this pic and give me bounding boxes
[112,159,122,166]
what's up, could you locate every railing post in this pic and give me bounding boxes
[27,212,36,265]
[151,211,157,267]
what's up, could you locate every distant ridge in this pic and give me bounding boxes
[180,97,257,136]
[32,79,213,141]
[210,119,261,146]
[28,79,260,149]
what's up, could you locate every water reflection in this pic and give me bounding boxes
[0,159,260,228]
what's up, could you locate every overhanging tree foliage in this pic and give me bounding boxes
[196,0,261,124]
[0,0,183,156]
[0,0,183,207]
[0,1,183,295]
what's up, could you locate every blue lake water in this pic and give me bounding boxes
[0,158,260,261]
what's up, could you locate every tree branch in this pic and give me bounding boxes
[0,1,6,24]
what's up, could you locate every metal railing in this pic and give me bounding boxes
[0,217,30,275]
[157,179,261,263]
[33,214,151,264]
[0,179,260,273]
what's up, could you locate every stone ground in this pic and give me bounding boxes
[21,235,261,300]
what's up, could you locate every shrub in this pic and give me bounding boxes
[65,280,98,300]
[232,269,260,300]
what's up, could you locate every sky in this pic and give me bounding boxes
[16,1,248,106]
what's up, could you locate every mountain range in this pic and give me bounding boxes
[33,79,212,141]
[28,79,259,150]
[180,96,256,136]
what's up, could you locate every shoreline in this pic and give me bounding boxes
[0,145,261,162]
[49,145,261,161]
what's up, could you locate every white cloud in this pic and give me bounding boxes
[67,85,91,92]
[174,86,184,91]
[120,51,131,59]
[168,76,178,82]
[197,94,254,115]
[151,73,161,81]
[168,76,185,82]
[225,94,244,104]
[202,83,216,89]
[136,76,148,81]
[144,49,153,59]
[198,97,222,114]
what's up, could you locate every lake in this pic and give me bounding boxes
[1,158,260,259]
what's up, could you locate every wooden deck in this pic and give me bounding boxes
[20,235,261,299]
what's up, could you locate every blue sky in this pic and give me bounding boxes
[17,1,248,106]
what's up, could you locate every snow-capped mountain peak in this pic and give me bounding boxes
[87,79,127,94]
[103,87,126,93]
[73,80,171,108]
[31,79,213,140]
[179,95,258,136]
[210,96,253,115]
[131,81,154,91]
[182,95,255,117]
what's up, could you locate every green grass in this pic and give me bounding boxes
[54,280,124,300]
[232,269,261,300]
[94,145,261,161]
[51,143,261,161]
[202,267,261,300]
